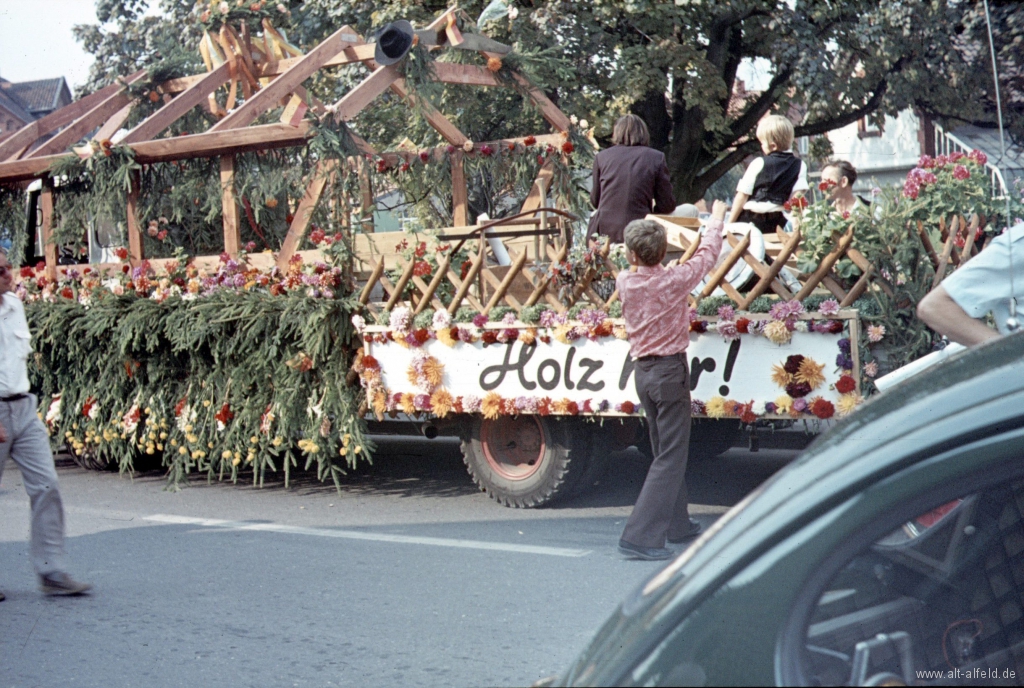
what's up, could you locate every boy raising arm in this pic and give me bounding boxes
[616,200,728,560]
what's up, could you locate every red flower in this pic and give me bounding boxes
[740,403,757,424]
[524,136,536,146]
[736,317,750,333]
[480,144,494,157]
[582,399,593,414]
[619,400,635,414]
[174,396,187,417]
[286,213,295,224]
[561,141,574,155]
[536,155,545,165]
[362,355,379,370]
[81,396,96,418]
[482,331,499,344]
[310,228,326,244]
[507,142,516,152]
[953,164,970,181]
[413,329,430,344]
[811,398,835,419]
[689,320,706,333]
[594,322,613,338]
[453,397,464,414]
[783,355,805,375]
[376,159,389,173]
[415,242,426,258]
[413,261,432,277]
[449,327,460,340]
[419,150,430,163]
[399,162,410,173]
[114,247,129,261]
[537,398,552,416]
[786,381,812,398]
[35,261,45,272]
[818,179,837,192]
[566,401,579,415]
[827,320,844,334]
[835,375,856,394]
[19,267,33,278]
[968,149,987,165]
[157,230,168,241]
[445,144,456,155]
[214,403,234,425]
[60,287,74,299]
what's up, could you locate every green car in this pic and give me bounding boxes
[558,332,1024,686]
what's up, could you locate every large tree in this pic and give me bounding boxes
[75,0,1023,203]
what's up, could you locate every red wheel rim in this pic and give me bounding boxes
[480,416,546,481]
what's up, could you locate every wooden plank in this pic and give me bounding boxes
[445,268,486,313]
[122,61,232,144]
[91,100,137,144]
[512,73,571,132]
[700,232,751,298]
[839,266,874,307]
[414,253,452,314]
[451,150,468,226]
[384,258,417,311]
[961,214,981,263]
[28,92,132,158]
[519,161,555,214]
[220,156,241,256]
[0,75,142,161]
[932,230,957,290]
[738,227,802,310]
[915,220,941,271]
[389,78,469,146]
[275,162,332,269]
[39,183,56,280]
[819,275,849,300]
[524,243,568,309]
[359,257,386,305]
[330,64,401,123]
[794,229,855,301]
[211,27,355,132]
[432,62,501,87]
[126,176,144,265]
[446,250,486,315]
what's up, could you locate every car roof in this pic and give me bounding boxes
[565,332,1024,685]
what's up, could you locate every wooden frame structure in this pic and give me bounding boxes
[0,7,572,283]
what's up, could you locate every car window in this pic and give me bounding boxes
[800,483,1024,686]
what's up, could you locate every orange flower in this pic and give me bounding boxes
[482,392,503,420]
[431,389,454,418]
[486,57,503,72]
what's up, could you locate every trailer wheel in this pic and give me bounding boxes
[460,416,590,508]
[64,441,115,471]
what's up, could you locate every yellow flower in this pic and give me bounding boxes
[705,396,727,419]
[171,439,179,446]
[518,329,536,346]
[159,432,168,439]
[763,320,792,345]
[207,442,214,448]
[796,358,826,390]
[837,393,863,416]
[436,328,457,347]
[774,394,794,414]
[185,424,193,432]
[178,446,188,455]
[422,357,445,388]
[156,443,163,450]
[202,400,212,407]
[342,434,351,446]
[613,325,629,340]
[482,392,503,420]
[272,436,283,447]
[552,398,570,415]
[232,457,241,466]
[222,450,233,459]
[250,436,259,444]
[400,393,416,415]
[354,446,361,454]
[552,324,572,344]
[372,389,387,417]
[431,389,454,418]
[340,447,347,456]
[770,363,792,387]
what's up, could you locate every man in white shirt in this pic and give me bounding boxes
[0,251,91,599]
[918,223,1024,346]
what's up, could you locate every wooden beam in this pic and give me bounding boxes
[211,26,356,132]
[27,91,133,158]
[0,74,143,161]
[276,162,333,270]
[91,100,137,144]
[126,174,144,265]
[220,156,241,257]
[432,62,501,87]
[513,73,571,132]
[520,161,555,213]
[122,61,232,144]
[451,150,468,226]
[330,64,401,123]
[39,182,56,280]
[389,78,468,146]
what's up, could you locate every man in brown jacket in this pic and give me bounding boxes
[587,115,676,244]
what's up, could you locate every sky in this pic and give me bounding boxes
[0,1,99,89]
[0,0,775,94]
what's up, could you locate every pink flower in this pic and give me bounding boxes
[953,165,970,181]
[716,319,739,341]
[717,305,736,321]
[472,314,488,328]
[949,151,966,163]
[864,361,879,378]
[867,324,886,343]
[918,155,934,169]
[818,298,840,316]
[968,149,987,165]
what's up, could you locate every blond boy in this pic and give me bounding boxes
[726,115,809,233]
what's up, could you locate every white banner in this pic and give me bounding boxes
[366,325,854,417]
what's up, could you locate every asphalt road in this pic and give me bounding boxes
[0,437,795,688]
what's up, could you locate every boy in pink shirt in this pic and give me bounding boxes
[616,199,727,560]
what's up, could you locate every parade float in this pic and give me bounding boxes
[0,4,1016,506]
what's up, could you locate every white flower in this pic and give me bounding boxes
[45,395,62,426]
[507,5,519,19]
[432,310,452,330]
[111,283,124,296]
[752,401,767,416]
[351,314,367,333]
[218,1,229,14]
[793,321,809,333]
[579,119,589,129]
[570,114,578,125]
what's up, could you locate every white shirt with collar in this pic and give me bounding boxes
[0,291,32,396]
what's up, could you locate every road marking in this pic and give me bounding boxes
[144,514,591,558]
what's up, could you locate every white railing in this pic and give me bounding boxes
[933,122,1010,198]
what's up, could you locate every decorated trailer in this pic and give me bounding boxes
[0,5,1005,507]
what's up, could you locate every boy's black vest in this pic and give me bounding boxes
[751,151,802,205]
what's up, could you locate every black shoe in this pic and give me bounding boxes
[618,539,674,561]
[39,573,92,596]
[667,518,702,544]
[0,590,5,602]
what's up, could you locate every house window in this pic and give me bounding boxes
[857,117,883,139]
[796,136,809,155]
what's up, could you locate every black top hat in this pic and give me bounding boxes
[374,20,415,66]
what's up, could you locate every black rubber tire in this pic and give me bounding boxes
[64,441,116,471]
[634,419,742,462]
[460,416,590,508]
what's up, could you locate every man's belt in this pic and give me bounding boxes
[0,393,28,403]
